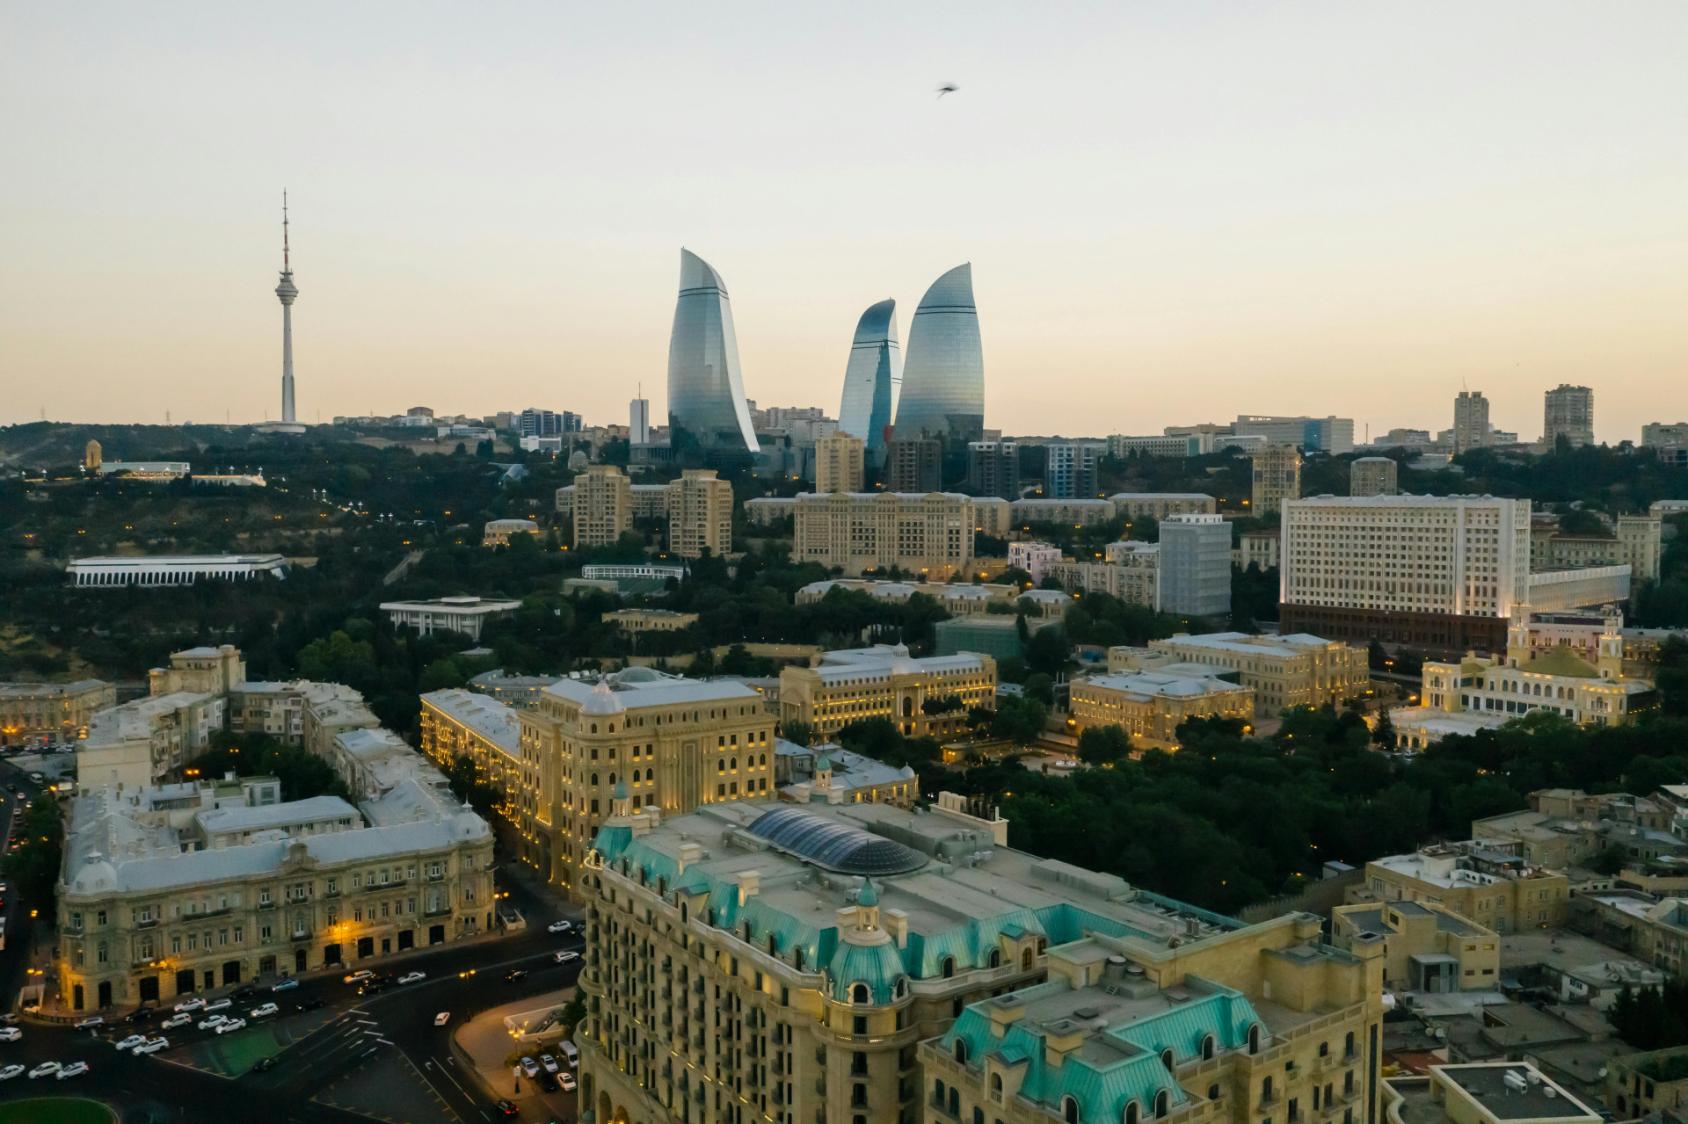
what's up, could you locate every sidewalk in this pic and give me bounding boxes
[452,986,578,1120]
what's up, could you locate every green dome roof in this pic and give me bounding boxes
[828,939,906,1004]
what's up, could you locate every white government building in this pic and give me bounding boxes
[378,595,522,640]
[68,554,289,588]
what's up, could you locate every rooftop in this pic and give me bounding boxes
[1075,668,1250,701]
[1150,631,1348,660]
[542,666,760,712]
[421,688,519,757]
[85,691,217,747]
[1435,1062,1599,1122]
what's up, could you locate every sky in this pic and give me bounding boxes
[4,2,1687,444]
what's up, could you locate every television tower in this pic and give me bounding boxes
[275,192,299,424]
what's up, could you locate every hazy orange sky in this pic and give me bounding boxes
[4,2,1687,443]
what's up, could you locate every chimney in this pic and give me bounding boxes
[884,907,909,949]
[677,840,704,872]
[737,869,761,906]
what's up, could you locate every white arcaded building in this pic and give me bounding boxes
[68,554,289,588]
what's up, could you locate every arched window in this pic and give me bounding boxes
[731,756,738,770]
[1063,1095,1081,1124]
[949,1089,959,1117]
[590,772,599,786]
[1207,1085,1221,1103]
[1261,1077,1274,1104]
[1160,1048,1174,1072]
[935,1080,947,1105]
[941,956,956,979]
[901,697,914,718]
[1248,1023,1263,1055]
[989,949,1002,968]
[1125,1100,1140,1124]
[990,1073,1003,1099]
[894,977,909,999]
[1201,1034,1216,1060]
[1154,1091,1170,1118]
[717,760,725,773]
[1344,1030,1355,1059]
[794,947,805,971]
[850,982,870,1005]
[590,723,597,734]
[645,768,654,781]
[953,1039,968,1064]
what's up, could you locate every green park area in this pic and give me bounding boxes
[0,1098,117,1124]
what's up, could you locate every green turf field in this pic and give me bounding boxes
[0,1098,116,1124]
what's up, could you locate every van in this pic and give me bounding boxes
[559,1041,579,1069]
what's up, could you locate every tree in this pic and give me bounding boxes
[991,695,1049,746]
[1077,726,1132,767]
[1021,673,1055,706]
[780,720,814,747]
[419,657,465,691]
[1024,627,1071,677]
[1371,707,1397,750]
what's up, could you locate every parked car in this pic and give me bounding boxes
[397,971,426,985]
[553,950,580,963]
[161,1014,192,1030]
[540,1054,559,1075]
[538,1070,558,1092]
[214,1018,248,1035]
[559,1070,577,1092]
[73,1016,104,1029]
[173,997,205,1013]
[494,1101,519,1118]
[197,1015,228,1031]
[271,977,299,992]
[342,970,374,985]
[546,920,572,934]
[433,1012,451,1027]
[0,1027,21,1042]
[203,998,232,1013]
[27,1062,60,1079]
[249,1003,279,1020]
[133,1037,169,1055]
[0,1065,22,1081]
[57,1061,90,1080]
[114,1034,147,1052]
[518,1056,540,1078]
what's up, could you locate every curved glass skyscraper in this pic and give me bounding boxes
[667,249,759,453]
[836,299,901,456]
[891,263,983,445]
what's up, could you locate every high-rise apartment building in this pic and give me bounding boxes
[792,491,975,578]
[667,249,759,453]
[1156,513,1232,617]
[1234,414,1355,454]
[965,440,1019,500]
[1640,422,1688,467]
[836,299,900,456]
[885,437,943,493]
[1250,445,1302,515]
[1279,495,1532,652]
[629,394,651,445]
[1349,456,1399,497]
[516,670,772,890]
[573,797,1384,1124]
[779,644,996,741]
[519,408,582,438]
[814,432,866,493]
[1453,391,1490,456]
[573,464,633,548]
[1542,384,1594,449]
[666,468,733,559]
[1044,442,1100,499]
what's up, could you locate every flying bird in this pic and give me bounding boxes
[936,83,958,98]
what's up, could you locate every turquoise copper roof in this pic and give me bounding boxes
[828,939,907,1004]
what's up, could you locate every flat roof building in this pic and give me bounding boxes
[780,644,996,742]
[792,491,975,579]
[378,596,521,640]
[1068,667,1254,749]
[0,679,115,746]
[69,554,288,589]
[1109,632,1370,716]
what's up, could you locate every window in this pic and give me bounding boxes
[1063,1096,1081,1124]
[1155,1091,1170,1119]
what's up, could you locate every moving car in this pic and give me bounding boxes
[197,1015,228,1031]
[252,1056,276,1073]
[57,1061,89,1080]
[553,950,580,963]
[397,971,426,985]
[540,1054,559,1075]
[271,977,299,992]
[161,1013,192,1030]
[133,1037,169,1055]
[503,969,528,983]
[433,1012,451,1027]
[249,1002,279,1019]
[546,919,572,934]
[0,1065,21,1081]
[559,1070,577,1092]
[518,1056,540,1078]
[173,997,205,1013]
[296,997,325,1011]
[343,969,374,985]
[203,998,232,1013]
[231,984,259,1000]
[494,1101,519,1119]
[0,1027,21,1042]
[73,1016,104,1029]
[114,1034,147,1052]
[214,1017,248,1035]
[27,1062,60,1079]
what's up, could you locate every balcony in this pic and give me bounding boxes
[323,888,340,899]
[423,904,452,918]
[427,870,445,882]
[257,900,276,911]
[134,918,158,930]
[290,930,313,943]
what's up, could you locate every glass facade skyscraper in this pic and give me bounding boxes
[666,249,759,453]
[891,263,983,446]
[836,299,900,456]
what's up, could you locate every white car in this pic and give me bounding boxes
[215,1018,247,1035]
[559,1071,577,1092]
[57,1061,89,1080]
[73,1016,104,1029]
[249,1003,279,1019]
[197,1015,228,1031]
[519,1056,540,1079]
[173,997,205,1013]
[342,969,374,985]
[161,1014,192,1030]
[114,1034,148,1052]
[554,950,580,963]
[203,998,232,1013]
[0,1065,22,1081]
[540,1054,559,1075]
[28,1061,60,1079]
[0,1027,20,1042]
[433,1012,451,1027]
[397,971,426,985]
[134,1036,169,1055]
[546,920,573,934]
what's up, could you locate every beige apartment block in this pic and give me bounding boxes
[0,678,114,745]
[573,464,634,547]
[1068,666,1254,747]
[815,432,866,493]
[1531,515,1662,584]
[1607,1045,1688,1122]
[792,490,975,579]
[149,644,247,697]
[778,644,996,742]
[1357,841,1570,934]
[1236,529,1281,572]
[667,468,734,558]
[1112,632,1370,715]
[79,691,226,791]
[420,688,523,802]
[1251,444,1302,515]
[1108,492,1218,520]
[1349,457,1399,498]
[514,668,774,893]
[1386,1062,1600,1124]
[576,795,1383,1124]
[1331,900,1500,993]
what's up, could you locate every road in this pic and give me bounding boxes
[0,760,584,1121]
